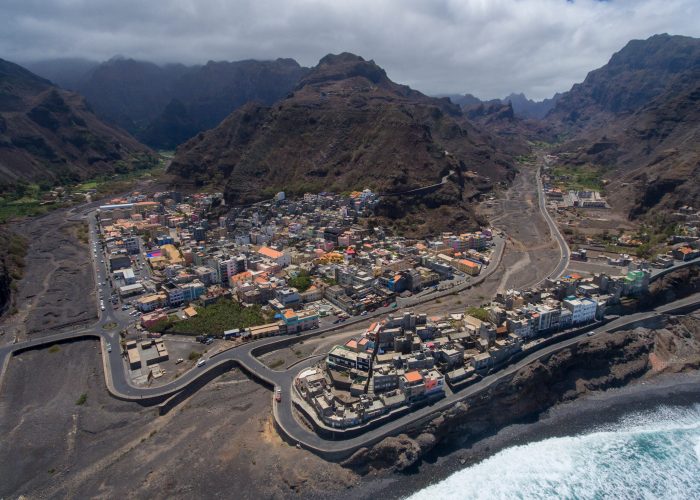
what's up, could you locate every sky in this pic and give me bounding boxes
[1,0,699,100]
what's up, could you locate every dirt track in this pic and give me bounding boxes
[482,161,560,290]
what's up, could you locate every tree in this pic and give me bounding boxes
[288,271,312,292]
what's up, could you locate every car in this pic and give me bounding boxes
[196,358,206,367]
[360,311,368,316]
[333,319,340,324]
[587,332,594,337]
[106,343,112,353]
[175,358,184,364]
[275,388,282,402]
[100,305,105,311]
[205,338,214,345]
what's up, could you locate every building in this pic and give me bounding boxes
[563,297,597,325]
[399,370,425,399]
[109,254,132,271]
[327,345,371,372]
[281,308,319,334]
[258,246,291,267]
[124,236,140,255]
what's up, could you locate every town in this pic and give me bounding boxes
[92,180,700,409]
[92,188,498,380]
[294,262,654,429]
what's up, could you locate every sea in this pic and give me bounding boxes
[407,404,700,500]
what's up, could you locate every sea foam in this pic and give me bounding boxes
[407,405,700,500]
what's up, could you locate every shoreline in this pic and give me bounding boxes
[336,370,700,500]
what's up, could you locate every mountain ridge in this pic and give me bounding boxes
[0,58,154,191]
[168,52,517,236]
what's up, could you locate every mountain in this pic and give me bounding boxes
[548,34,700,219]
[547,34,700,131]
[28,57,310,149]
[169,53,516,236]
[23,58,99,90]
[503,92,561,120]
[444,92,560,120]
[0,58,153,191]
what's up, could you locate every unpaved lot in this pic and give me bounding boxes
[0,340,357,499]
[0,207,95,340]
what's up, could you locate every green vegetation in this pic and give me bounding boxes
[0,230,28,281]
[188,351,202,361]
[269,359,285,369]
[75,393,87,406]
[75,222,89,244]
[102,322,117,330]
[467,306,490,322]
[0,153,164,223]
[287,270,312,292]
[0,183,56,222]
[550,164,606,192]
[515,153,536,164]
[149,317,173,333]
[48,345,60,354]
[167,300,273,335]
[73,153,164,198]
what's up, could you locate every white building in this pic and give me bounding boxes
[563,297,597,325]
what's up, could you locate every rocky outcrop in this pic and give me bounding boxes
[345,313,700,472]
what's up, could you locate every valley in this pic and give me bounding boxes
[0,17,699,500]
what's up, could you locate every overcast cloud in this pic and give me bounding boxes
[1,0,698,100]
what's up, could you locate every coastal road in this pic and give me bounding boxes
[2,288,699,458]
[1,199,699,459]
[269,291,700,458]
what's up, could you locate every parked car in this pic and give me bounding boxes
[275,388,282,402]
[106,343,112,353]
[175,358,184,364]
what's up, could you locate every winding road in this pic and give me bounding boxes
[1,199,700,460]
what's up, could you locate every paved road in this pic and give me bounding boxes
[1,200,700,459]
[379,170,455,197]
[269,291,700,457]
[534,162,570,285]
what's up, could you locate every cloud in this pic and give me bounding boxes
[1,0,698,99]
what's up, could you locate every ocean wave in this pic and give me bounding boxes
[407,405,700,500]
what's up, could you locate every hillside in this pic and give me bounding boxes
[0,58,154,192]
[548,34,700,220]
[31,57,310,149]
[169,53,516,236]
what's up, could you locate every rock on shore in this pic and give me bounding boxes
[344,313,700,472]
